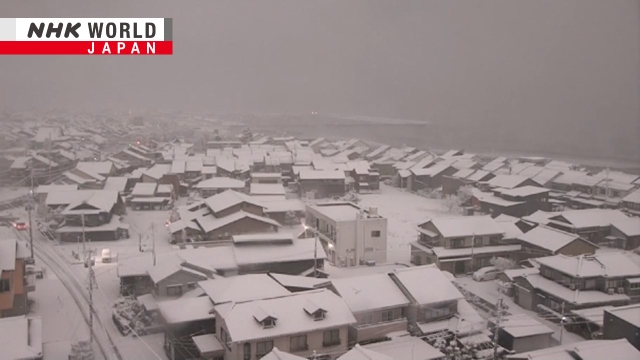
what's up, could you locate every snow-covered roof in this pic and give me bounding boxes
[332,273,409,313]
[569,305,614,327]
[250,183,286,196]
[232,233,294,245]
[233,237,325,266]
[261,348,308,360]
[391,265,463,305]
[191,333,225,357]
[427,244,521,259]
[195,177,245,190]
[427,215,505,238]
[103,177,128,192]
[0,315,42,360]
[131,182,157,197]
[604,304,640,327]
[204,190,263,214]
[338,345,394,360]
[467,170,492,182]
[269,273,330,290]
[593,170,640,185]
[611,218,640,237]
[35,184,78,194]
[307,202,373,222]
[263,199,305,213]
[196,211,279,233]
[199,274,290,305]
[362,336,445,360]
[215,289,356,343]
[451,168,475,179]
[143,164,171,180]
[517,225,585,253]
[411,161,454,177]
[622,189,640,204]
[157,296,215,325]
[549,209,630,229]
[484,174,530,189]
[77,161,113,176]
[299,170,345,180]
[251,172,282,179]
[506,339,640,360]
[57,216,129,233]
[536,252,640,278]
[170,160,186,174]
[157,184,172,194]
[530,168,561,186]
[498,185,549,198]
[148,261,207,284]
[500,315,554,338]
[10,156,30,169]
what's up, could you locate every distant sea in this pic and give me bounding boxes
[245,115,640,172]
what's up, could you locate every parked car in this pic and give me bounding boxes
[13,221,28,231]
[101,248,112,263]
[472,266,501,282]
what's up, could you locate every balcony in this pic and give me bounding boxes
[353,318,408,343]
[322,339,341,347]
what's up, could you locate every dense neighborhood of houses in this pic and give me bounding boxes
[0,114,639,360]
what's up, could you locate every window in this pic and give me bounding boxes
[323,329,340,347]
[425,307,451,320]
[0,279,9,293]
[361,313,373,325]
[371,230,381,237]
[220,328,231,348]
[262,318,276,328]
[585,279,597,290]
[256,340,273,358]
[243,343,251,360]
[313,311,325,321]
[166,285,182,297]
[474,237,483,246]
[450,238,464,248]
[290,335,308,352]
[187,282,197,290]
[381,309,395,322]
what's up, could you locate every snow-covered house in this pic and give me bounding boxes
[0,315,43,359]
[603,304,640,351]
[609,217,640,250]
[621,189,640,216]
[512,252,640,312]
[212,289,356,360]
[490,315,554,354]
[516,225,598,257]
[389,265,483,340]
[339,336,445,360]
[331,273,410,344]
[298,170,346,199]
[0,239,34,318]
[195,177,247,197]
[506,339,640,360]
[411,216,521,275]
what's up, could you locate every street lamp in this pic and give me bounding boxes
[303,223,320,278]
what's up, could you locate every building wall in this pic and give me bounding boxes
[603,311,640,351]
[511,334,553,353]
[350,307,408,344]
[222,324,349,360]
[557,239,597,256]
[238,259,320,276]
[155,270,206,297]
[299,180,346,199]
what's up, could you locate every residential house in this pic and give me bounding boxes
[305,202,387,267]
[0,315,43,359]
[512,252,640,313]
[475,186,551,217]
[250,183,286,198]
[522,209,630,245]
[389,265,484,340]
[148,259,209,298]
[609,217,640,250]
[506,339,640,360]
[410,216,521,275]
[298,170,346,199]
[331,273,410,345]
[213,289,356,360]
[407,162,457,191]
[48,190,129,242]
[491,315,554,353]
[0,239,34,318]
[516,225,598,257]
[250,173,283,184]
[603,304,640,351]
[622,189,640,216]
[130,182,174,210]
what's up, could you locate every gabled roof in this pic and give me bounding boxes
[199,274,290,305]
[611,217,640,237]
[517,225,588,253]
[215,289,356,343]
[157,296,215,325]
[204,190,265,214]
[391,265,463,305]
[299,170,345,180]
[261,348,308,360]
[250,183,286,196]
[131,182,157,197]
[332,273,410,313]
[484,174,530,189]
[410,161,454,177]
[506,339,639,360]
[338,345,394,360]
[148,261,207,284]
[536,252,640,278]
[76,161,114,176]
[622,189,640,204]
[195,177,246,189]
[362,336,445,360]
[195,211,280,233]
[426,215,505,238]
[103,177,128,192]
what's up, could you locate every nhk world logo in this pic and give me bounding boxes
[0,18,173,55]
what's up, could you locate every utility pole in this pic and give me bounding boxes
[493,298,504,360]
[138,234,143,252]
[470,233,475,272]
[151,223,156,266]
[313,229,318,278]
[559,302,566,344]
[81,212,96,344]
[27,166,34,259]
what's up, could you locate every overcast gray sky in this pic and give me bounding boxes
[0,1,638,140]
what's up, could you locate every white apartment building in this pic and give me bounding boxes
[305,202,387,267]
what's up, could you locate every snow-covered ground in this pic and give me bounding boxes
[455,276,585,345]
[359,184,450,263]
[0,186,29,202]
